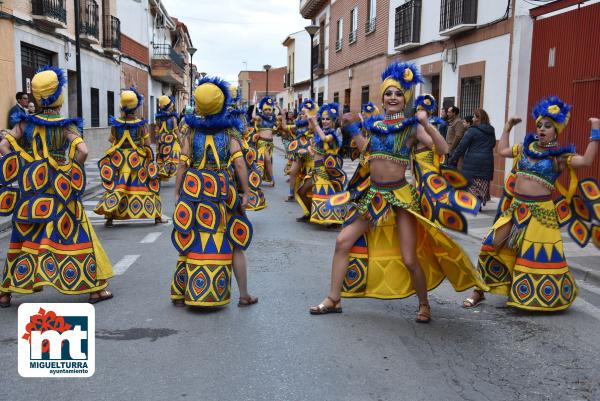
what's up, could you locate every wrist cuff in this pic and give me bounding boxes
[591,128,600,141]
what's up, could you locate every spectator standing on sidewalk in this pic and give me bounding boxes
[448,108,495,207]
[446,106,466,162]
[7,92,29,128]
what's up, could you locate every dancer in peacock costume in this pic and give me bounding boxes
[228,86,267,211]
[94,87,163,226]
[309,62,487,322]
[252,96,279,186]
[171,76,256,307]
[411,94,480,232]
[0,66,113,307]
[305,103,347,225]
[155,95,180,180]
[463,97,600,311]
[281,99,317,210]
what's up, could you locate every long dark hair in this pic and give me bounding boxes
[474,108,490,125]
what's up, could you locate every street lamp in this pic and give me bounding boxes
[188,46,197,104]
[263,64,271,97]
[305,24,319,100]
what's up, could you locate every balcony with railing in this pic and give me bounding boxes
[151,44,185,85]
[31,0,67,29]
[300,0,328,19]
[348,30,357,45]
[311,44,324,77]
[103,15,121,54]
[439,0,477,36]
[335,39,343,52]
[365,17,376,34]
[394,0,422,51]
[79,0,99,44]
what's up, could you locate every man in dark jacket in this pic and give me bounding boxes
[448,108,496,205]
[7,92,29,128]
[446,105,465,154]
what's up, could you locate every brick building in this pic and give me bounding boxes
[238,67,286,107]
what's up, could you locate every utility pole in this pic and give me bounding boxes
[74,0,83,117]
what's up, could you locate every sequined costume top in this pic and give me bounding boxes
[155,112,179,131]
[313,128,343,156]
[515,134,574,190]
[110,117,148,147]
[190,128,233,170]
[364,114,418,165]
[255,114,277,131]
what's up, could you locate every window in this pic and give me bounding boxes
[150,96,155,121]
[333,91,340,105]
[459,76,482,119]
[336,18,343,51]
[366,0,377,33]
[394,0,422,47]
[361,85,370,106]
[317,92,324,106]
[349,8,358,44]
[439,0,478,32]
[106,90,114,123]
[90,87,99,127]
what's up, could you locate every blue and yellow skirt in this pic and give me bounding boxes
[156,131,180,180]
[477,193,577,311]
[256,138,274,184]
[94,146,162,220]
[170,167,253,306]
[310,156,347,225]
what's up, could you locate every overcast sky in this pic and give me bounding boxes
[162,0,310,83]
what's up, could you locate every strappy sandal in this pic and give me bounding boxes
[88,289,113,304]
[416,303,431,323]
[104,219,114,227]
[0,293,11,308]
[238,295,259,307]
[309,296,342,315]
[463,291,485,309]
[296,215,310,222]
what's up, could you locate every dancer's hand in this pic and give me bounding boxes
[416,109,428,125]
[505,116,522,130]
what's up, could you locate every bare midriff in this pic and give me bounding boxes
[369,158,408,183]
[258,129,273,141]
[514,175,553,197]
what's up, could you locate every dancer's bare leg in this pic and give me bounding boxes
[232,248,257,305]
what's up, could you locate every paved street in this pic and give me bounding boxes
[1,149,600,401]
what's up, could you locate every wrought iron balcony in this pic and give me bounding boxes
[394,0,422,50]
[439,0,477,36]
[31,0,67,28]
[103,15,121,54]
[79,0,99,44]
[151,44,185,85]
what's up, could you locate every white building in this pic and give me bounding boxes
[300,0,331,105]
[282,29,312,111]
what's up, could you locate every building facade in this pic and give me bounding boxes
[238,67,286,107]
[282,30,311,111]
[300,0,331,105]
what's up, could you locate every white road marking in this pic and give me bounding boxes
[112,254,140,275]
[577,280,600,297]
[140,232,162,243]
[83,200,98,206]
[575,297,600,322]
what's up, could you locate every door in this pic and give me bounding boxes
[21,43,53,96]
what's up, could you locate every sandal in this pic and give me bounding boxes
[171,298,185,306]
[296,215,310,222]
[88,289,113,304]
[463,291,485,309]
[155,217,167,224]
[309,296,342,315]
[285,195,295,202]
[238,295,259,307]
[416,303,431,323]
[0,293,11,308]
[104,219,114,227]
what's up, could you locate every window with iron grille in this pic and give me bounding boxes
[336,18,343,51]
[361,86,370,106]
[394,0,421,47]
[90,87,100,127]
[439,0,477,32]
[333,92,340,105]
[366,0,377,33]
[349,8,358,44]
[459,76,481,119]
[106,90,114,124]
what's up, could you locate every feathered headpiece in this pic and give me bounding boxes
[414,94,437,115]
[380,62,423,105]
[187,75,238,129]
[361,102,380,117]
[300,98,319,117]
[229,85,241,104]
[318,103,340,121]
[532,96,572,135]
[120,86,144,114]
[32,65,67,108]
[158,95,175,112]
[258,96,276,112]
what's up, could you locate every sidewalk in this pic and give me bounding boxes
[273,137,600,286]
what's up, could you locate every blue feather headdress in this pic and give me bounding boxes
[186,75,238,130]
[300,98,318,115]
[35,65,67,107]
[361,102,378,114]
[532,96,571,134]
[158,96,175,112]
[318,103,340,121]
[121,86,144,114]
[414,94,437,115]
[258,96,276,112]
[380,62,423,104]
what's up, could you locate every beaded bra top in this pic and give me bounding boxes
[256,114,277,130]
[313,128,342,155]
[366,114,418,165]
[516,134,575,190]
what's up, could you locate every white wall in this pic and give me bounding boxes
[117,0,150,45]
[292,31,311,85]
